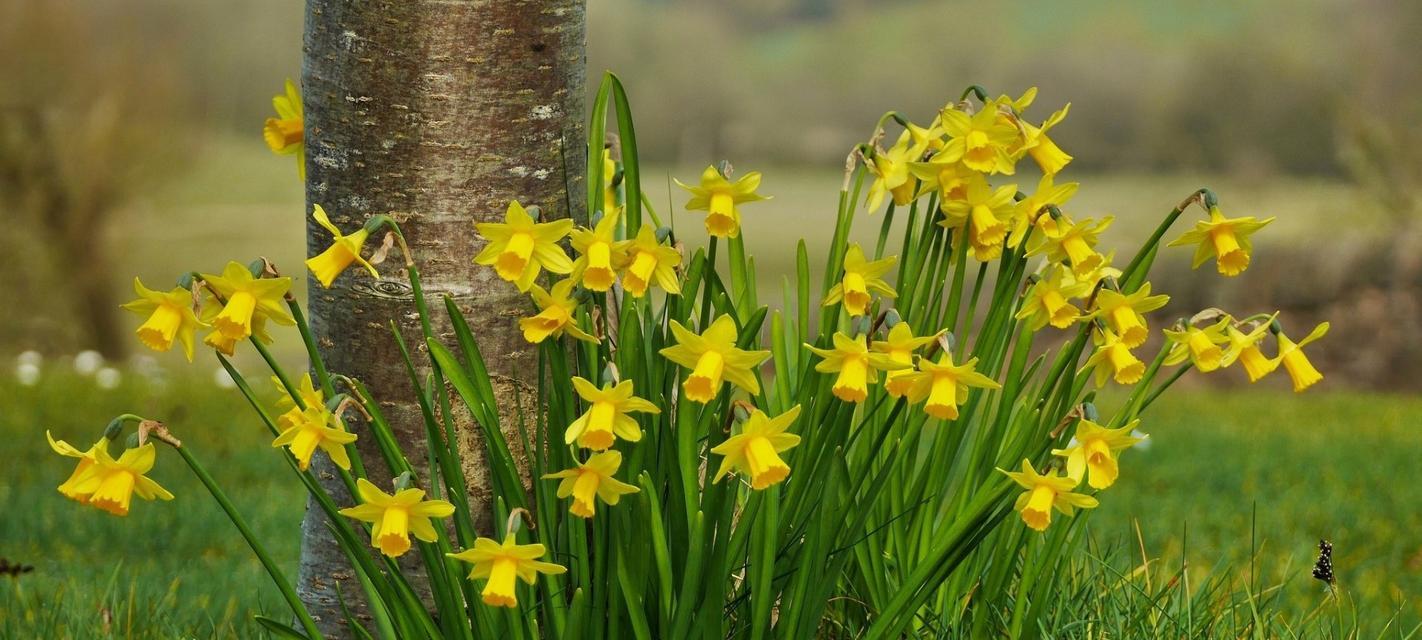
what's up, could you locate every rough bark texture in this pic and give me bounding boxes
[299,1,586,634]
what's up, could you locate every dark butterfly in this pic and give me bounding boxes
[1312,539,1334,584]
[0,558,34,578]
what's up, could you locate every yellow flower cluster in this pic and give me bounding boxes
[1164,313,1329,392]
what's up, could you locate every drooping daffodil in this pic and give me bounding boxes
[904,351,1002,420]
[565,377,660,451]
[448,536,566,608]
[338,478,455,558]
[675,165,769,238]
[1052,419,1145,489]
[519,279,598,345]
[659,315,771,403]
[870,323,940,398]
[806,332,909,403]
[473,200,574,292]
[542,450,639,518]
[1000,459,1098,532]
[823,244,897,316]
[710,405,802,490]
[306,205,378,288]
[271,405,357,471]
[122,278,205,361]
[1167,206,1274,277]
[199,261,295,342]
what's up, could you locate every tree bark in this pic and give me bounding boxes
[299,1,586,634]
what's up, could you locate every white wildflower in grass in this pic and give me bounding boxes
[95,367,123,390]
[73,350,104,376]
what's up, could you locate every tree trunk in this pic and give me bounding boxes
[298,1,586,634]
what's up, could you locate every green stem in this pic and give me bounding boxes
[286,296,335,399]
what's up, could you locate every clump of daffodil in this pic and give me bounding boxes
[1090,283,1169,349]
[806,332,908,403]
[823,244,897,316]
[565,377,660,451]
[47,432,107,504]
[542,450,639,518]
[1008,174,1078,248]
[338,478,455,558]
[1164,317,1231,373]
[569,211,628,292]
[660,315,770,404]
[271,405,357,471]
[1275,322,1329,392]
[710,405,803,490]
[865,130,928,213]
[621,225,682,298]
[200,261,295,342]
[1028,215,1113,277]
[904,350,1001,420]
[1016,265,1092,331]
[263,78,304,179]
[999,459,1097,532]
[520,279,598,345]
[273,373,325,431]
[940,175,1019,261]
[122,278,205,362]
[1052,419,1144,490]
[938,103,1019,174]
[675,165,769,238]
[871,322,940,397]
[67,442,174,517]
[1220,316,1279,382]
[1168,206,1274,277]
[306,205,379,288]
[473,201,575,292]
[1082,327,1146,387]
[448,536,566,608]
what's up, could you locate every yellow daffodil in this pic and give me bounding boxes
[201,300,274,356]
[1027,215,1113,277]
[710,405,803,490]
[1090,283,1169,349]
[1164,318,1231,372]
[904,351,1001,420]
[621,224,682,298]
[542,450,639,518]
[570,210,628,292]
[47,431,107,504]
[675,165,769,238]
[660,315,771,403]
[473,201,575,292]
[600,148,622,218]
[200,261,295,342]
[121,278,205,362]
[870,323,940,397]
[823,244,897,316]
[940,175,1019,261]
[1276,322,1328,392]
[1016,265,1092,331]
[273,373,325,431]
[263,78,305,179]
[1220,318,1278,382]
[271,405,357,471]
[1017,104,1072,176]
[1082,328,1146,387]
[66,442,174,517]
[306,205,378,288]
[999,459,1097,532]
[339,478,455,557]
[1052,419,1145,489]
[938,104,1019,174]
[565,377,660,451]
[520,280,598,344]
[448,536,566,608]
[806,332,908,403]
[908,154,974,210]
[866,130,927,213]
[1009,173,1078,248]
[1167,207,1275,277]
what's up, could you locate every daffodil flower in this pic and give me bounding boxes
[201,302,274,356]
[806,332,909,403]
[621,225,682,298]
[870,323,940,397]
[200,261,295,342]
[710,405,802,490]
[1167,207,1274,277]
[121,278,205,362]
[1016,104,1072,176]
[565,377,660,451]
[47,431,107,504]
[1008,173,1078,248]
[865,130,927,213]
[569,211,628,292]
[519,280,598,345]
[675,165,769,238]
[306,205,378,288]
[66,442,174,517]
[1016,265,1092,330]
[823,244,896,316]
[904,351,1001,420]
[1275,322,1328,392]
[449,536,567,608]
[1220,318,1279,382]
[600,147,622,218]
[1052,419,1145,489]
[473,201,575,292]
[940,175,1019,261]
[273,373,325,431]
[1089,283,1169,349]
[908,154,974,209]
[1082,328,1146,387]
[1164,318,1231,372]
[938,104,1019,175]
[337,478,455,557]
[1000,459,1098,531]
[542,450,639,518]
[1027,215,1113,278]
[660,315,771,403]
[271,405,357,471]
[263,78,304,179]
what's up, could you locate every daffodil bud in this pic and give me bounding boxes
[125,433,142,449]
[176,273,195,290]
[884,309,903,329]
[524,204,543,222]
[363,215,394,234]
[245,259,265,278]
[393,471,415,491]
[601,362,620,385]
[850,315,871,337]
[732,403,750,422]
[655,226,673,244]
[1081,401,1100,423]
[103,417,126,441]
